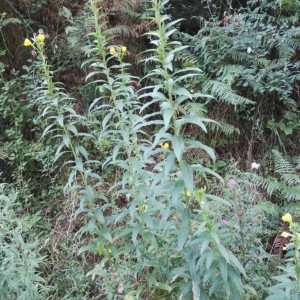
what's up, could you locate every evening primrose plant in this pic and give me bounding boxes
[23,32,55,95]
[81,0,250,299]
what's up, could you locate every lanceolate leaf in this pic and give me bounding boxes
[180,160,193,192]
[161,101,173,129]
[177,207,191,251]
[172,134,184,162]
[186,140,216,161]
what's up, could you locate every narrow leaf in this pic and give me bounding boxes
[180,160,193,192]
[172,134,184,162]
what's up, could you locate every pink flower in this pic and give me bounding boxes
[220,219,228,226]
[228,179,237,187]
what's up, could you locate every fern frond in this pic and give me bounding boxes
[245,13,276,24]
[280,14,300,25]
[174,49,197,67]
[204,80,254,106]
[194,36,219,66]
[229,50,268,67]
[184,102,207,117]
[216,65,240,77]
[111,25,131,37]
[281,173,300,186]
[265,59,289,71]
[120,7,140,19]
[257,201,279,216]
[272,150,295,174]
[253,174,281,196]
[274,40,295,59]
[269,150,300,202]
[209,121,240,135]
[282,186,300,202]
[284,37,300,50]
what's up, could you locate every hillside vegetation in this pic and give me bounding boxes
[0,0,300,299]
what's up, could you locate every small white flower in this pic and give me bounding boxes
[247,47,253,54]
[117,282,124,294]
[251,162,260,169]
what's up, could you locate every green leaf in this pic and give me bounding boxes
[187,140,216,161]
[227,250,246,277]
[180,160,193,192]
[172,179,185,206]
[41,124,55,138]
[200,239,210,255]
[73,158,84,172]
[54,142,67,162]
[164,152,176,176]
[66,123,78,135]
[132,224,140,245]
[166,53,174,71]
[193,165,223,182]
[156,282,172,292]
[211,231,230,263]
[101,228,113,243]
[177,226,188,251]
[206,250,215,270]
[75,145,89,160]
[172,87,192,99]
[57,114,64,127]
[219,260,228,283]
[177,208,190,251]
[179,115,209,133]
[62,133,70,148]
[146,272,157,288]
[161,102,173,129]
[165,18,183,30]
[205,194,231,206]
[172,134,184,161]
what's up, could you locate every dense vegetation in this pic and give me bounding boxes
[0,0,300,299]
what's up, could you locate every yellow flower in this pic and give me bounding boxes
[136,203,148,212]
[121,46,127,53]
[110,47,116,55]
[282,213,292,224]
[36,34,45,43]
[24,38,33,47]
[281,231,292,238]
[186,190,191,197]
[160,142,169,149]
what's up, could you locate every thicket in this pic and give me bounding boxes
[0,0,299,299]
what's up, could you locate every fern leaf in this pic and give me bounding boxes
[272,150,295,174]
[283,186,300,202]
[253,174,281,196]
[281,174,300,186]
[111,25,131,37]
[204,80,254,106]
[208,121,240,135]
[184,102,207,117]
[257,201,279,216]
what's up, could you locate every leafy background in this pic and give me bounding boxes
[0,0,300,299]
